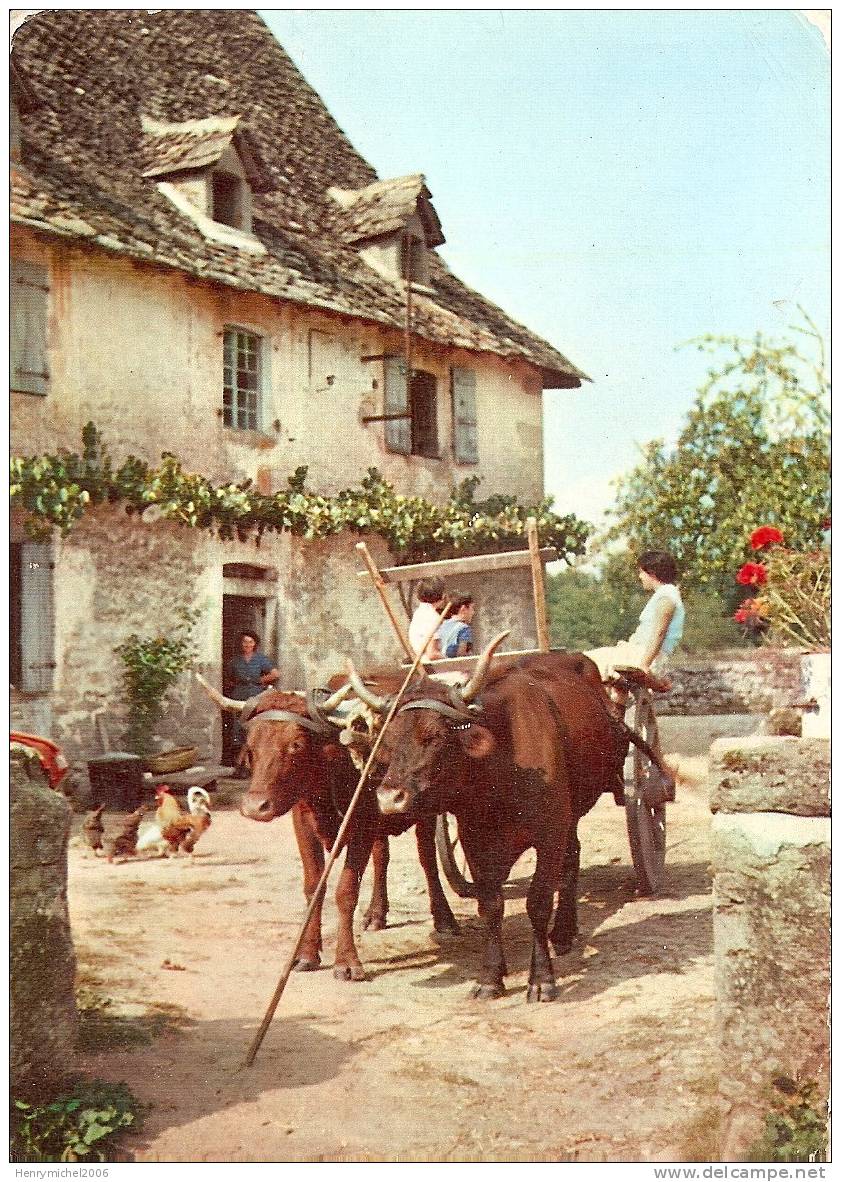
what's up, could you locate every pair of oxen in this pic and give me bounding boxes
[199,636,635,1003]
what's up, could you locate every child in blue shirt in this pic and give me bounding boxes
[437,594,475,658]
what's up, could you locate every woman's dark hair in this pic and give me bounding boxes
[638,550,679,584]
[239,630,260,646]
[416,577,446,604]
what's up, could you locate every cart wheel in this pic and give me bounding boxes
[435,813,477,898]
[625,688,667,895]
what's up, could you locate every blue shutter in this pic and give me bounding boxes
[451,366,478,463]
[12,261,50,396]
[384,355,411,455]
[20,542,55,692]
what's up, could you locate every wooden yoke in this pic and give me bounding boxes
[356,517,556,664]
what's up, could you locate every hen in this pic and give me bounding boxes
[106,807,146,863]
[82,803,106,855]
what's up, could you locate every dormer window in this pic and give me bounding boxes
[212,170,244,228]
[329,173,444,287]
[141,114,270,251]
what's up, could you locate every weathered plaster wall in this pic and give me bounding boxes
[709,736,830,1159]
[12,228,546,505]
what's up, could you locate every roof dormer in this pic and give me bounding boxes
[329,173,445,287]
[141,114,270,251]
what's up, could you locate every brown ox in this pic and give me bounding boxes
[197,675,459,981]
[354,641,629,1001]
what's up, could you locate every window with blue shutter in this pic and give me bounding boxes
[451,366,478,463]
[11,260,50,396]
[383,355,411,455]
[11,542,56,693]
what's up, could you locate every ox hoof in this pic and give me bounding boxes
[527,981,559,1004]
[363,914,387,932]
[334,963,368,982]
[432,920,461,941]
[550,933,576,957]
[470,982,505,1001]
[292,957,321,973]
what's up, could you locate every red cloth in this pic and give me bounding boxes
[10,732,69,788]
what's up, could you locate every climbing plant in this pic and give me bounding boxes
[10,424,590,564]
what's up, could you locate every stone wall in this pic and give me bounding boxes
[709,736,830,1160]
[11,750,78,1100]
[661,650,803,715]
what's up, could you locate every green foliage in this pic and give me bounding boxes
[10,425,589,564]
[546,558,641,649]
[680,587,744,651]
[609,315,830,592]
[114,605,199,755]
[747,1079,827,1163]
[11,1080,142,1163]
[742,544,830,650]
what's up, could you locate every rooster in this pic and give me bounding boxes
[82,803,106,855]
[137,785,212,856]
[136,784,182,855]
[106,807,147,863]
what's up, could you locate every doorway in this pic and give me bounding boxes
[221,593,267,765]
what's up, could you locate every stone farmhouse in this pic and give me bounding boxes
[10,10,586,765]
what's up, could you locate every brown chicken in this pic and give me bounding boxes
[106,807,147,863]
[82,803,106,854]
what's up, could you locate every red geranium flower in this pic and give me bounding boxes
[733,598,764,624]
[749,525,784,549]
[736,562,768,586]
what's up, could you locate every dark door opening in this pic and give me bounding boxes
[221,594,266,765]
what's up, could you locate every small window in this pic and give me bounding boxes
[223,328,262,431]
[382,357,438,458]
[212,171,243,229]
[410,371,438,458]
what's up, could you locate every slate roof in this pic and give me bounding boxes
[11,10,587,388]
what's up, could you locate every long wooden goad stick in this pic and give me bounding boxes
[241,603,451,1069]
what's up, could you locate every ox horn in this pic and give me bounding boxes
[459,631,511,704]
[194,671,246,712]
[318,682,354,715]
[345,661,391,713]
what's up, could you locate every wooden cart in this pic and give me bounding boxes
[356,519,669,897]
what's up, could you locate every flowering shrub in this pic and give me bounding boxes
[733,525,830,649]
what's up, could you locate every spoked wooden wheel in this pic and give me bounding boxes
[435,813,477,898]
[625,688,667,894]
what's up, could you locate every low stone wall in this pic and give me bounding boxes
[709,736,830,1160]
[11,750,78,1100]
[662,650,803,715]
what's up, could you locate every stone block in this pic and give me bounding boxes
[11,758,78,1100]
[712,812,830,1159]
[709,736,830,817]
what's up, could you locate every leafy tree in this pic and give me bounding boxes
[609,314,830,593]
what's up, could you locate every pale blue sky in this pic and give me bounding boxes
[260,9,830,527]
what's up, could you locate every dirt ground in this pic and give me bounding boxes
[67,715,759,1163]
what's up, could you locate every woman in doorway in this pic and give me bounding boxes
[228,631,279,777]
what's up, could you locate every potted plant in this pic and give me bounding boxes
[114,606,199,759]
[733,525,830,737]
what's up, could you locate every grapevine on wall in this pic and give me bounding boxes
[10,423,590,564]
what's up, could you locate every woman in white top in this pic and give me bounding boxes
[587,550,685,681]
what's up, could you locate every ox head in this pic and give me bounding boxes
[194,673,351,821]
[346,632,509,818]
